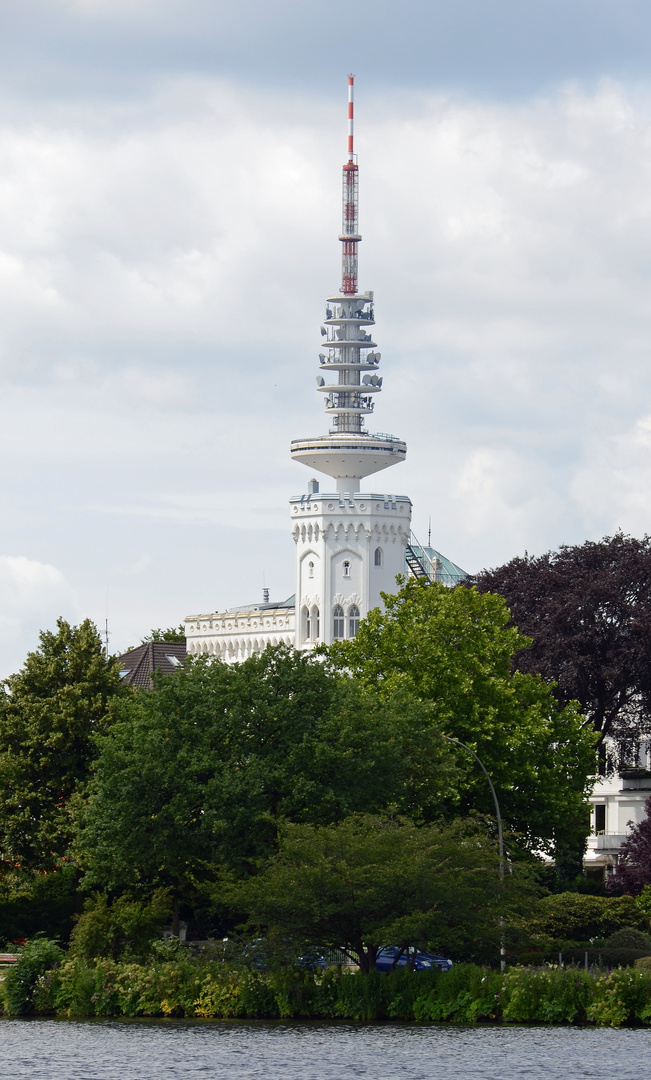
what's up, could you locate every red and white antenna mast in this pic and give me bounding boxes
[340,74,360,295]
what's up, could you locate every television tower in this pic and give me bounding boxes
[290,75,407,493]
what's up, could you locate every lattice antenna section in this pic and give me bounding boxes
[340,75,360,295]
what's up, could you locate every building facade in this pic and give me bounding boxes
[291,489,411,649]
[585,763,651,878]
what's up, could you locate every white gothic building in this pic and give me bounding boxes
[185,77,465,662]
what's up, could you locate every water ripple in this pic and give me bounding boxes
[1,1018,650,1080]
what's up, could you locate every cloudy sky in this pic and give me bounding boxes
[2,0,651,672]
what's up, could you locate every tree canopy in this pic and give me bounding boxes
[229,814,517,969]
[77,645,457,901]
[0,619,125,871]
[474,532,651,769]
[140,626,186,644]
[329,578,596,859]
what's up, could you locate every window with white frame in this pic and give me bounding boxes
[333,605,344,639]
[348,605,360,637]
[343,560,350,577]
[374,547,382,567]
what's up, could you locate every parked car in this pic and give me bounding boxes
[375,946,452,972]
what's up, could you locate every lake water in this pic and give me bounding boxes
[1,1018,651,1080]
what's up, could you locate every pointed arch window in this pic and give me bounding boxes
[310,605,320,640]
[374,547,383,567]
[302,605,310,643]
[333,605,345,640]
[348,605,360,638]
[308,561,314,579]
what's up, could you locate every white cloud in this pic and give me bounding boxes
[0,556,78,678]
[2,77,651,648]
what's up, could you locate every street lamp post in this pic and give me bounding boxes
[442,735,506,972]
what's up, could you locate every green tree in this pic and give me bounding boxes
[69,889,172,962]
[329,579,596,861]
[141,626,186,644]
[0,865,78,947]
[473,533,651,769]
[77,646,457,917]
[0,619,125,872]
[1,936,64,1015]
[229,814,524,970]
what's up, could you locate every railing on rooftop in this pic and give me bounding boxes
[405,531,467,587]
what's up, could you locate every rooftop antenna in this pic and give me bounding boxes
[104,587,110,659]
[340,74,360,296]
[428,515,431,548]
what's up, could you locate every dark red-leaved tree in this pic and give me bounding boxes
[474,533,651,773]
[608,796,651,895]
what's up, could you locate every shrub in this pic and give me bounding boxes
[586,969,651,1027]
[69,889,172,962]
[502,968,593,1024]
[525,893,647,946]
[14,958,651,1027]
[605,928,651,952]
[1,937,64,1015]
[411,965,503,1023]
[0,866,78,948]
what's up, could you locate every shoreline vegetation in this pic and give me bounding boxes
[4,577,651,1033]
[4,951,651,1027]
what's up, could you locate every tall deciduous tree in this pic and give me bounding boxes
[77,645,456,905]
[228,814,524,969]
[0,619,124,871]
[329,579,596,861]
[474,532,651,770]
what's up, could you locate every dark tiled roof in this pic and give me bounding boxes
[117,641,186,690]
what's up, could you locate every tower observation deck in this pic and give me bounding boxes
[290,76,407,494]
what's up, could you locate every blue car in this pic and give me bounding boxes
[375,946,453,973]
